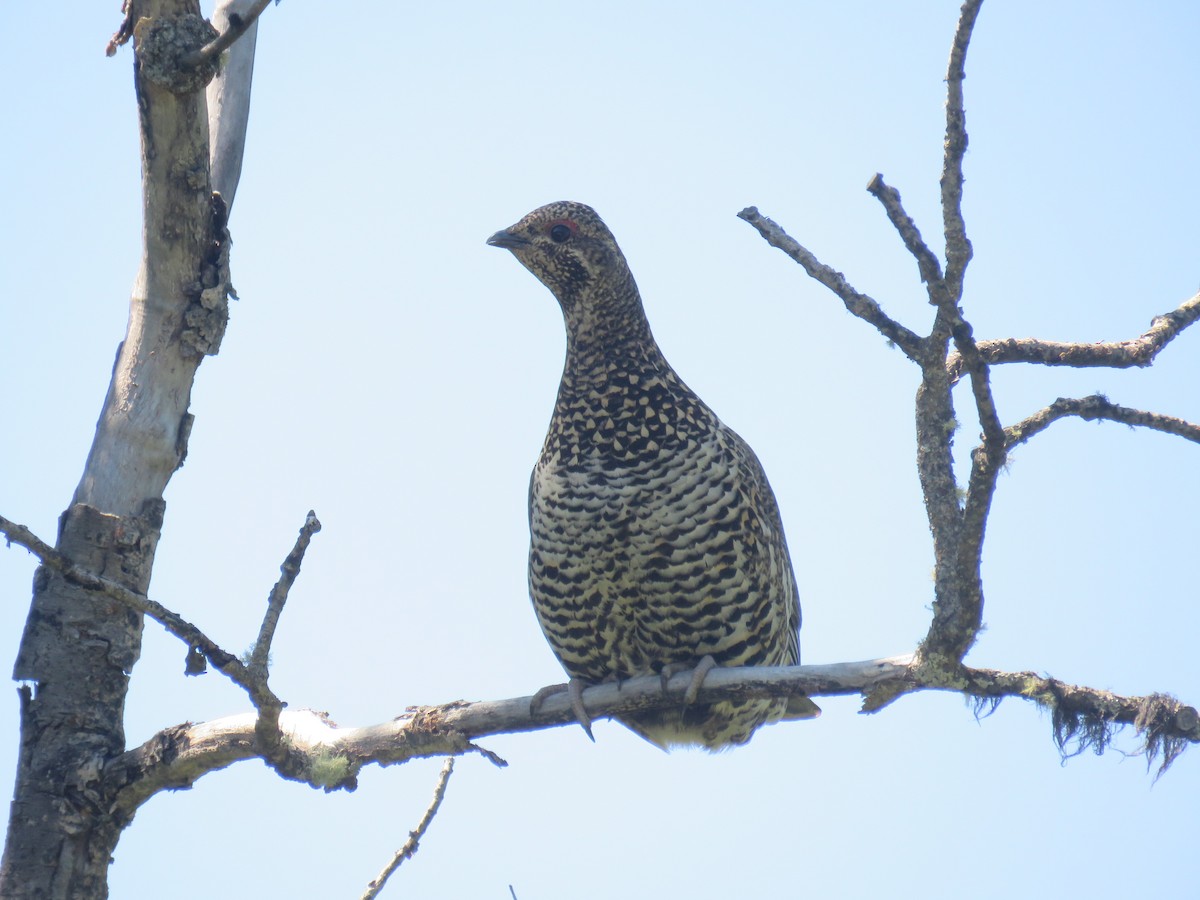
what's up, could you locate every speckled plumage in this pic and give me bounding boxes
[488,201,817,749]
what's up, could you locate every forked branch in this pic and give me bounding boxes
[736,206,924,360]
[0,511,321,780]
[738,0,1198,771]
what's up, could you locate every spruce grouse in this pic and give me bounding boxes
[488,201,818,749]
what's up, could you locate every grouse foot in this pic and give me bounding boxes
[658,655,718,708]
[531,679,594,741]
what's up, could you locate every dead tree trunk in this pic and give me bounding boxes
[0,2,229,894]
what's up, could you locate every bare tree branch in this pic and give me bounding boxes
[908,44,981,661]
[737,1,1194,746]
[812,4,988,675]
[249,511,322,680]
[960,668,1199,778]
[361,759,456,900]
[941,0,982,300]
[100,654,1197,820]
[103,656,913,816]
[925,2,996,666]
[1005,395,1200,448]
[244,512,322,768]
[946,292,1200,381]
[942,353,1006,670]
[740,1,991,675]
[912,351,972,666]
[0,511,323,781]
[737,206,924,360]
[954,323,1006,447]
[1,512,241,676]
[912,1,993,674]
[860,1,991,673]
[865,170,1003,445]
[866,173,944,289]
[866,160,1000,674]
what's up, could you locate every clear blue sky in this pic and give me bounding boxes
[3,2,1198,897]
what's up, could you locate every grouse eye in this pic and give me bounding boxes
[549,223,572,243]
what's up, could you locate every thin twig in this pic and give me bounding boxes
[1005,395,1200,449]
[361,759,456,900]
[181,0,274,69]
[946,292,1200,381]
[249,511,322,679]
[243,512,322,761]
[737,206,924,360]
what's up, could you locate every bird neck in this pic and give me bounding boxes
[560,270,659,374]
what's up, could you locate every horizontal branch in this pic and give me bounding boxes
[738,206,925,360]
[105,653,1199,817]
[1005,395,1200,449]
[106,657,913,814]
[962,666,1199,777]
[946,291,1200,381]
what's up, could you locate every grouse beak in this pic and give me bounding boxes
[487,229,529,250]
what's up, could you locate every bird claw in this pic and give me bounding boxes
[530,679,595,742]
[567,679,595,741]
[658,655,718,708]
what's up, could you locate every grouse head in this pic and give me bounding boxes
[487,201,633,307]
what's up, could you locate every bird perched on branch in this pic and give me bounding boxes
[488,201,818,750]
